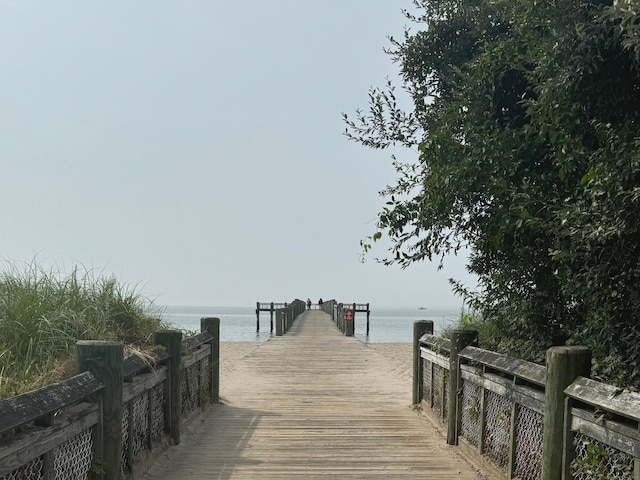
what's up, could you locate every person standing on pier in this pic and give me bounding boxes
[307,298,312,310]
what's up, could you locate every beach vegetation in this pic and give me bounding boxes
[345,0,640,387]
[0,260,167,399]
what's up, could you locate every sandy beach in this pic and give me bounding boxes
[219,341,414,397]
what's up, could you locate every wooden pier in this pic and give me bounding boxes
[143,310,485,479]
[256,300,370,334]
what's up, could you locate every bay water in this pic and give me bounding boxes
[162,305,461,343]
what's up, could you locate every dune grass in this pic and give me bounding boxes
[0,260,167,399]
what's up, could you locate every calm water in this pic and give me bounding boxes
[162,305,460,343]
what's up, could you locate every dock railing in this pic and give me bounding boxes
[257,300,369,337]
[273,299,306,336]
[0,318,220,480]
[564,376,640,480]
[327,301,370,337]
[413,322,640,480]
[255,299,307,334]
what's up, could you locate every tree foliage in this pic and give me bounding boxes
[344,0,640,385]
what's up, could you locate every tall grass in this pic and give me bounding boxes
[0,260,167,399]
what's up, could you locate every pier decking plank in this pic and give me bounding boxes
[143,311,486,479]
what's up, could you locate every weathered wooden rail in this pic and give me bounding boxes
[412,321,640,480]
[0,318,221,480]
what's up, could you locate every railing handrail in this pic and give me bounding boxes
[257,302,287,309]
[459,344,546,386]
[259,301,369,310]
[122,348,169,379]
[0,371,103,435]
[181,331,213,352]
[565,375,640,422]
[419,333,451,355]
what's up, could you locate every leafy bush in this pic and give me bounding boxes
[346,0,640,388]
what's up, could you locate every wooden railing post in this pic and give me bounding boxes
[255,302,260,333]
[201,317,220,404]
[154,330,183,446]
[541,346,591,480]
[76,341,123,480]
[413,320,434,404]
[275,309,283,336]
[447,330,478,445]
[285,307,291,332]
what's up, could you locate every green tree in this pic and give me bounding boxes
[345,0,640,384]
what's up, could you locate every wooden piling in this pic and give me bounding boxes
[366,303,370,336]
[270,302,274,333]
[255,302,260,333]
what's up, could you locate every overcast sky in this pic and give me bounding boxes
[0,1,476,309]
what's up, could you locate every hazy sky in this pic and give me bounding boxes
[0,1,476,309]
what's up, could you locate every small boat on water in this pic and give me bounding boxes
[418,307,426,310]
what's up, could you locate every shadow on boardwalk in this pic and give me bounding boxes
[143,311,488,480]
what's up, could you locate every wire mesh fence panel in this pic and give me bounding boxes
[513,405,543,480]
[180,362,200,417]
[571,432,634,480]
[482,390,512,471]
[132,392,150,458]
[432,364,444,417]
[121,401,130,477]
[200,357,210,404]
[460,379,481,448]
[421,359,432,405]
[151,382,165,441]
[0,456,43,480]
[53,428,93,480]
[443,370,449,422]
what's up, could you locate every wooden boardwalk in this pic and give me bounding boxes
[143,311,486,479]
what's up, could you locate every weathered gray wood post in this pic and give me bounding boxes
[636,431,640,480]
[412,320,434,404]
[284,307,289,333]
[542,346,591,480]
[154,330,183,446]
[275,309,284,336]
[270,302,274,333]
[76,341,123,480]
[447,330,479,445]
[255,302,260,333]
[285,306,291,332]
[201,317,220,404]
[366,303,370,336]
